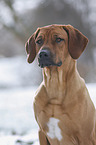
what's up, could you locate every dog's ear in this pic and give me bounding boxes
[25,28,40,63]
[63,25,88,59]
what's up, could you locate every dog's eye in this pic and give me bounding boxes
[36,39,43,45]
[56,37,64,43]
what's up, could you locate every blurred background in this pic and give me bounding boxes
[0,0,96,144]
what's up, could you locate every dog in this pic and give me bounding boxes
[25,24,96,145]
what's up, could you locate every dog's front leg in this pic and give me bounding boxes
[39,130,50,145]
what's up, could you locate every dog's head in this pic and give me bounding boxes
[25,24,88,68]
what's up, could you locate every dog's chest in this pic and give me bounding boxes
[37,102,63,140]
[44,104,63,141]
[47,117,62,141]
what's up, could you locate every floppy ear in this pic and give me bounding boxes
[63,25,88,59]
[25,28,40,63]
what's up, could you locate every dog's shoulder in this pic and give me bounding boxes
[33,83,49,124]
[33,82,48,109]
[35,82,48,99]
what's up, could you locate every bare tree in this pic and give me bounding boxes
[0,0,27,42]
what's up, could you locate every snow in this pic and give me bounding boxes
[0,130,39,145]
[0,87,39,145]
[0,87,38,133]
[0,57,96,145]
[0,56,42,88]
[0,56,41,145]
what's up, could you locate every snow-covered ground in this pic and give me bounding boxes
[0,57,41,145]
[0,57,96,145]
[0,86,40,145]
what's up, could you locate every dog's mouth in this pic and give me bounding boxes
[38,59,62,68]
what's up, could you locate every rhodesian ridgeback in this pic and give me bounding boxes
[25,24,96,145]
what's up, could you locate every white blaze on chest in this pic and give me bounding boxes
[47,117,62,141]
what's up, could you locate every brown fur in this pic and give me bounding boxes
[25,24,96,145]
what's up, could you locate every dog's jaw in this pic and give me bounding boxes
[38,59,62,68]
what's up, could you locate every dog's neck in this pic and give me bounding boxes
[43,57,80,104]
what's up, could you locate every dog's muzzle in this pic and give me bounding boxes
[38,49,62,68]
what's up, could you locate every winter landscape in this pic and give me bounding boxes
[1,0,96,145]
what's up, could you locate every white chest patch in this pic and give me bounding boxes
[47,117,62,141]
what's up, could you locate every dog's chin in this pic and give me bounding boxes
[38,61,62,68]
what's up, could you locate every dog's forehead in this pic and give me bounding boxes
[41,25,61,31]
[38,25,67,37]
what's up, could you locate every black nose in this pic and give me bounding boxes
[38,49,52,68]
[39,49,50,59]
